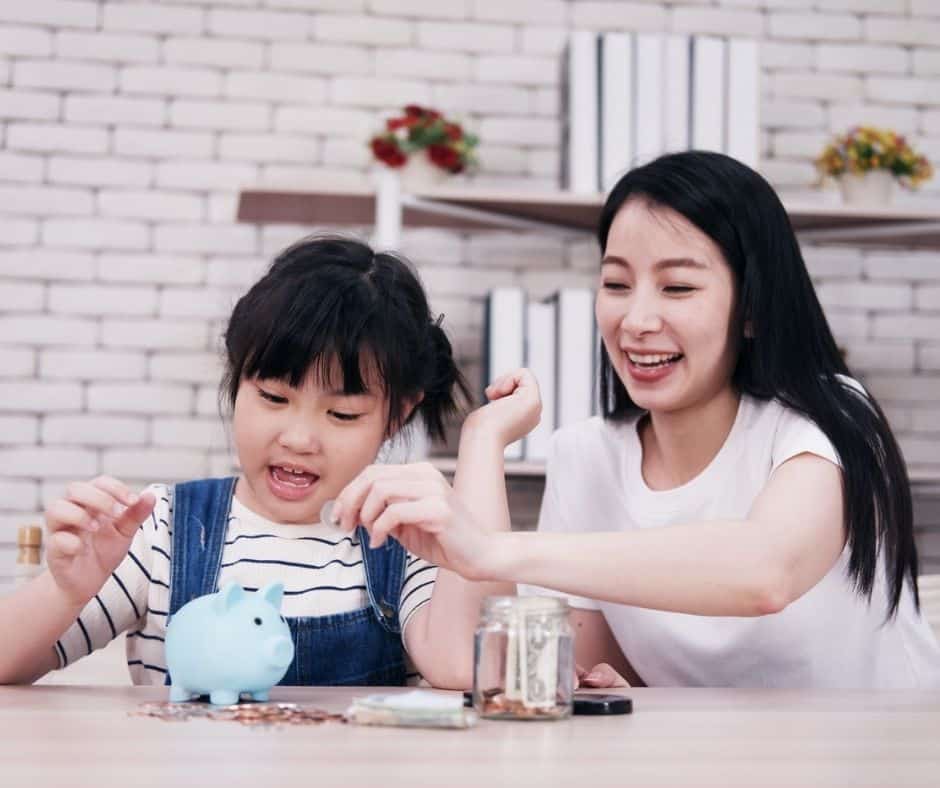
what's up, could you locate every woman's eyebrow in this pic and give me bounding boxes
[601,255,709,270]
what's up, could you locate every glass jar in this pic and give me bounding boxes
[473,596,574,720]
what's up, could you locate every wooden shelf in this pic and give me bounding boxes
[430,456,546,477]
[237,185,940,248]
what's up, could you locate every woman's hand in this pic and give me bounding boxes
[44,476,156,607]
[576,662,631,689]
[464,368,542,449]
[332,462,495,581]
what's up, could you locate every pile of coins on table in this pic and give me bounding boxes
[132,701,345,728]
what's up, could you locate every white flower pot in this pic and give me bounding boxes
[398,151,447,191]
[837,170,895,206]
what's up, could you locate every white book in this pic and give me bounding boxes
[727,38,760,168]
[554,289,595,429]
[634,33,664,166]
[563,31,600,194]
[524,300,557,462]
[691,36,726,153]
[663,34,691,154]
[484,287,526,460]
[600,32,634,191]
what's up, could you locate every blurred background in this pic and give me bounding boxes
[1,0,939,590]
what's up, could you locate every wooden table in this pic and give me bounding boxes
[2,685,938,787]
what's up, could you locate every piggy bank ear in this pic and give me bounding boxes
[215,582,246,613]
[260,582,285,611]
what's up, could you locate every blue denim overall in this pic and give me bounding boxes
[165,477,408,686]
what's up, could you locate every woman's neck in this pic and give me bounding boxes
[639,387,741,490]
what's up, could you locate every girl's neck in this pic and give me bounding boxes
[639,386,741,490]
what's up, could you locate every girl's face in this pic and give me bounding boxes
[232,368,391,525]
[596,198,741,417]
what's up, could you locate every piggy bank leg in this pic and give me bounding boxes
[209,689,240,706]
[169,685,195,703]
[251,690,269,702]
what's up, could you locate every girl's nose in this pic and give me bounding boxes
[277,422,323,455]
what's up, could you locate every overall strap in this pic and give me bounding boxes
[358,528,407,635]
[168,476,237,618]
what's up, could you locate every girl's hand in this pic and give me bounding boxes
[332,463,493,581]
[43,476,156,607]
[464,368,542,449]
[576,662,631,689]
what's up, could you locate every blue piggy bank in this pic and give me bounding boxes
[165,582,295,705]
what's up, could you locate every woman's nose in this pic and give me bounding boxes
[620,295,663,336]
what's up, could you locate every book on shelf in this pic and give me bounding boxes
[483,287,526,460]
[634,33,664,166]
[525,299,557,462]
[691,35,726,154]
[663,34,692,154]
[727,38,760,169]
[553,288,596,431]
[562,30,600,194]
[600,32,633,192]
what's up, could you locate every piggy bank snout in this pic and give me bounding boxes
[265,636,294,669]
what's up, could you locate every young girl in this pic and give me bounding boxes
[0,235,516,689]
[334,152,940,689]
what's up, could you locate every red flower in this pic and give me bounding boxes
[370,137,406,168]
[444,122,462,141]
[386,117,409,131]
[428,144,462,173]
[404,104,425,118]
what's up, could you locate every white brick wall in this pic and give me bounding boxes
[1,0,939,554]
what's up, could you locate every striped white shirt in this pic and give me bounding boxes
[55,484,438,684]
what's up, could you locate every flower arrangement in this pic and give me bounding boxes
[369,104,478,174]
[815,126,933,189]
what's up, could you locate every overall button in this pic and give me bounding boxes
[379,601,395,620]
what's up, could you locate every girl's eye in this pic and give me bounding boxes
[258,388,288,404]
[602,281,630,292]
[664,286,696,294]
[330,411,362,422]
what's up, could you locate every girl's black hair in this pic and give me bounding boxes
[598,150,918,618]
[221,235,470,442]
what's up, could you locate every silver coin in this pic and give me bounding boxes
[320,499,337,526]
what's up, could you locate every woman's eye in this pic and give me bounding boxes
[258,388,288,404]
[330,411,361,422]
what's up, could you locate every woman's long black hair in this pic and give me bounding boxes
[598,151,918,618]
[221,235,470,443]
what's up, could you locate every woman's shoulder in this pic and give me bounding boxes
[740,393,841,470]
[550,415,635,455]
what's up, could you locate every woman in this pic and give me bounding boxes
[334,151,940,688]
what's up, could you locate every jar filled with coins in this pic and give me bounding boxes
[472,596,574,720]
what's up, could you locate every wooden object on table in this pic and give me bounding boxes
[1,685,938,787]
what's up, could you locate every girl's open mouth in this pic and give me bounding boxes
[267,465,320,501]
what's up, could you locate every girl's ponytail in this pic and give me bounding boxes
[415,318,471,442]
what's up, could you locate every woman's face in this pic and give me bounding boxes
[231,367,390,525]
[596,198,741,417]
